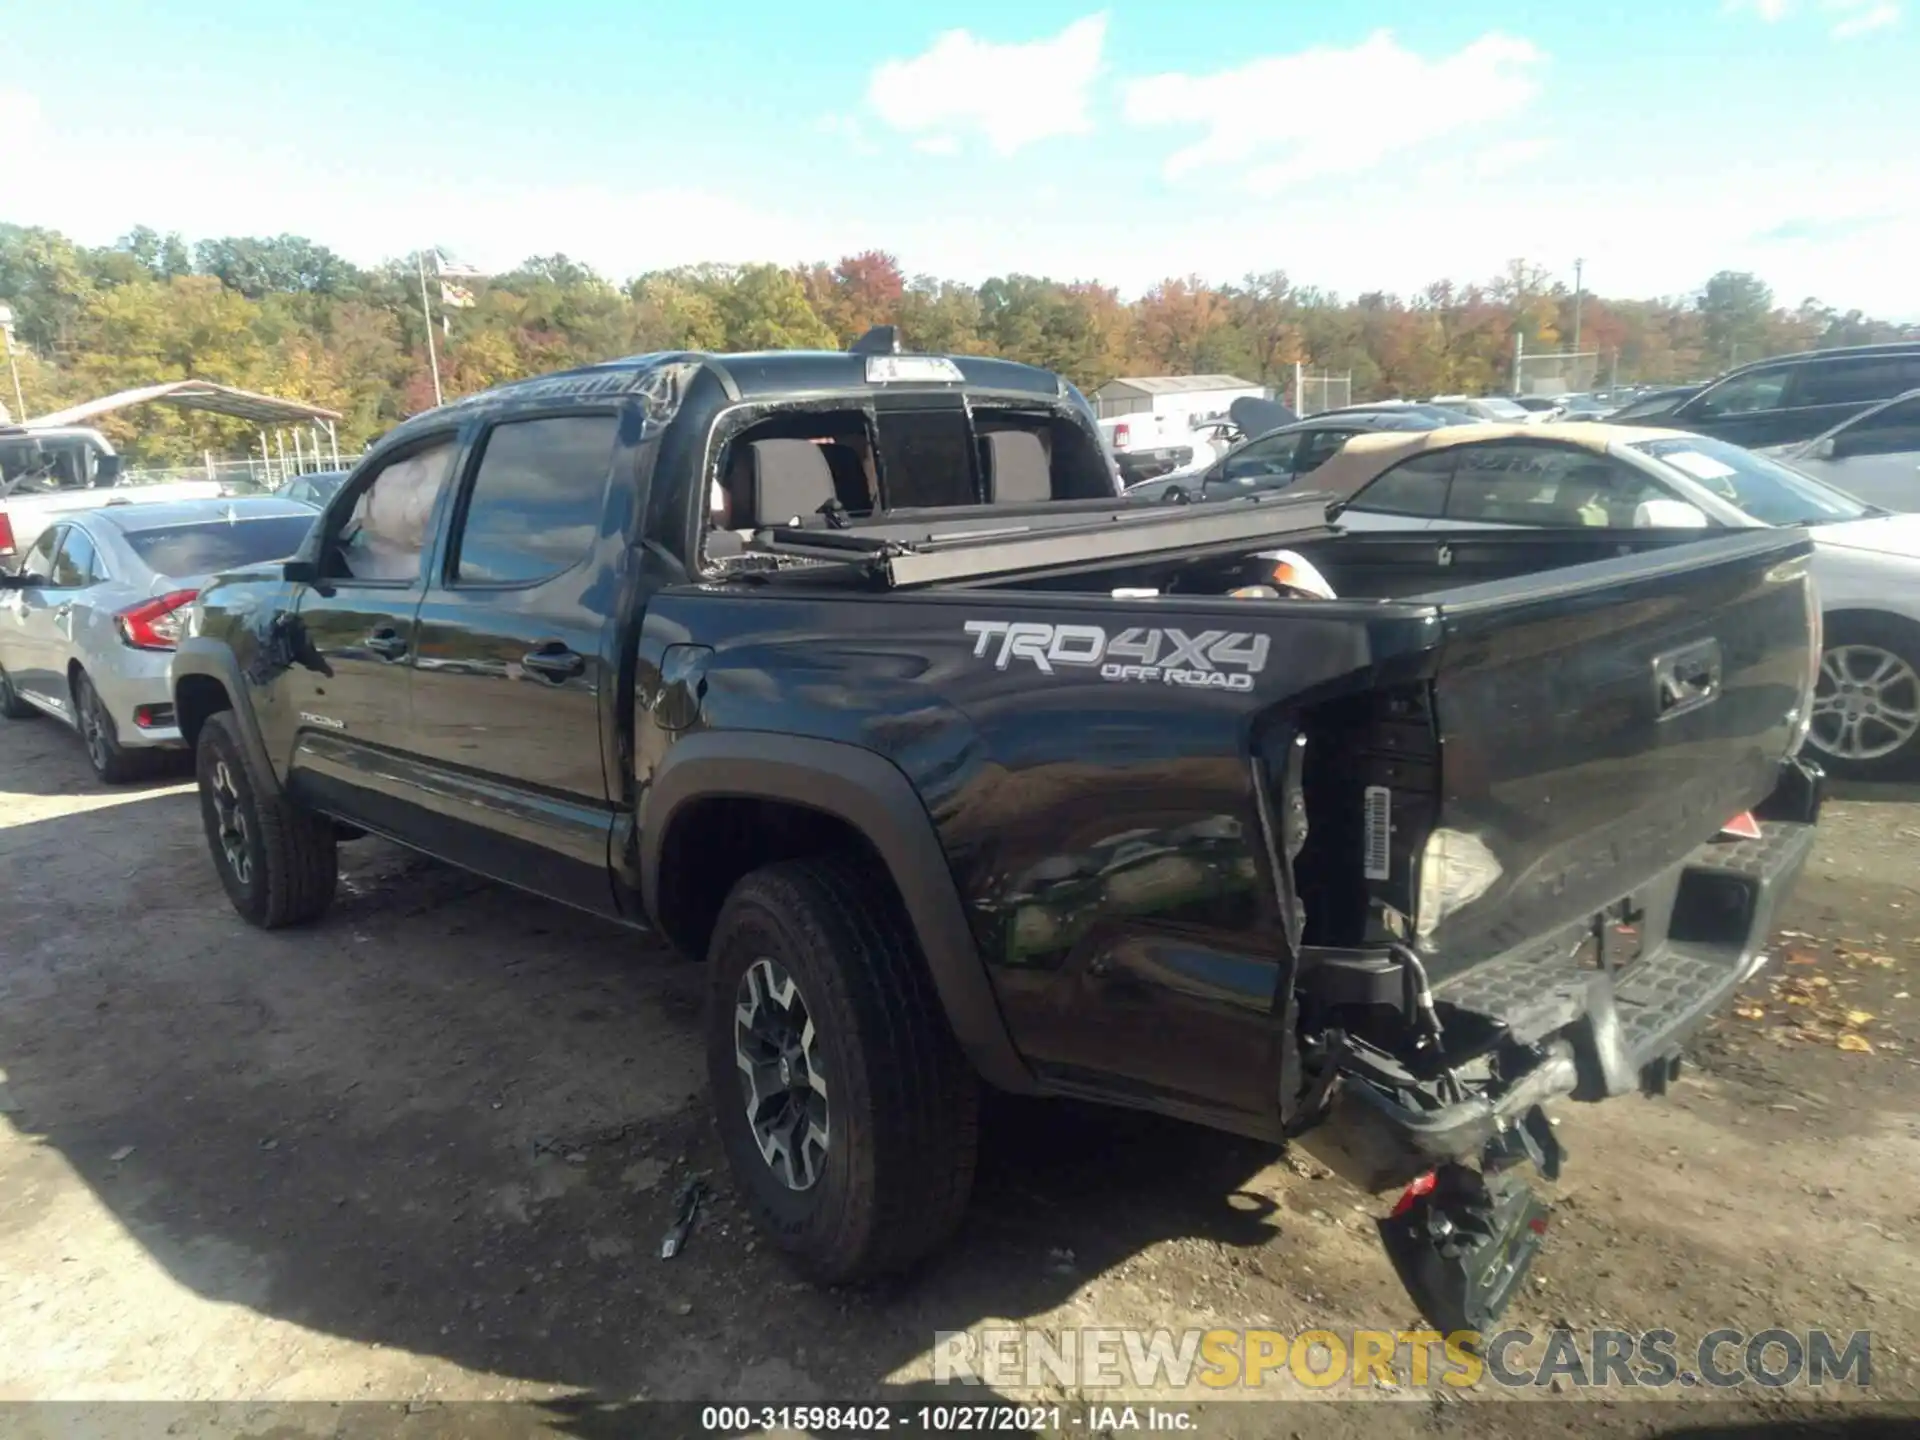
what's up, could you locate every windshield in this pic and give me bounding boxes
[123,515,318,577]
[1629,436,1872,526]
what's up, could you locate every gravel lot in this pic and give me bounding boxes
[2,712,1918,1438]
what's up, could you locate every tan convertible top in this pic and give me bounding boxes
[1308,421,1692,500]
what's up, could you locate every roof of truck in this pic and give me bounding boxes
[1307,420,1691,499]
[419,348,1070,424]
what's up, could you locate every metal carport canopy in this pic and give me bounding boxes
[26,379,343,429]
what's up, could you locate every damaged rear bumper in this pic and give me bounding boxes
[1299,757,1822,1194]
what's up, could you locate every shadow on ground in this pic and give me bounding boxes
[0,773,1286,1410]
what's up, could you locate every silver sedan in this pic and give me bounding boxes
[0,497,320,782]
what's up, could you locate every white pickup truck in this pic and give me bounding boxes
[0,426,223,572]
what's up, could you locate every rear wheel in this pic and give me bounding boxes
[195,711,338,927]
[73,670,145,784]
[1807,615,1920,779]
[705,856,979,1283]
[0,665,34,720]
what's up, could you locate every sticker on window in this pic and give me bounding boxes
[1660,450,1737,482]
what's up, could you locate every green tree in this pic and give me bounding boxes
[1698,270,1773,368]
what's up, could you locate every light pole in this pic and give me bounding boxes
[416,250,445,408]
[0,304,26,422]
[1572,258,1585,356]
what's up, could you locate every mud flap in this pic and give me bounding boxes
[1377,1162,1551,1336]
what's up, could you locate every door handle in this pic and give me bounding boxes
[522,643,585,681]
[364,628,409,660]
[53,603,73,622]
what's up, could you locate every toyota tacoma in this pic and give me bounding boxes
[170,330,1824,1331]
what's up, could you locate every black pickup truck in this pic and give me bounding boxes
[171,332,1824,1331]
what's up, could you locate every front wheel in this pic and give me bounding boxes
[195,711,339,927]
[705,856,980,1283]
[1806,615,1920,779]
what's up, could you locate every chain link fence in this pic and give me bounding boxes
[1293,368,1353,415]
[1513,348,1601,397]
[125,453,365,496]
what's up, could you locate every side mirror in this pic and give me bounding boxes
[282,558,320,584]
[1635,498,1711,528]
[1808,436,1839,462]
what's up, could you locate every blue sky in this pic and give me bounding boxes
[6,1,1917,315]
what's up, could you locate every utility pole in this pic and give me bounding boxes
[0,304,27,422]
[1572,257,1585,355]
[416,250,445,408]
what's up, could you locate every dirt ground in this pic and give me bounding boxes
[3,710,1918,1439]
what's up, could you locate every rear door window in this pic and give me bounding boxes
[1344,450,1455,518]
[450,415,619,586]
[1794,356,1920,408]
[48,527,100,588]
[1219,432,1301,483]
[1444,442,1667,527]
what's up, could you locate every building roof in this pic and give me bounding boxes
[1094,374,1260,397]
[26,380,343,430]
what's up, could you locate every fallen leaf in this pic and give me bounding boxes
[1837,1034,1874,1054]
[1785,994,1813,1006]
[1845,1010,1875,1027]
[1788,953,1820,966]
[1734,1005,1766,1020]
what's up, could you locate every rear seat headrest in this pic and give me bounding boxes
[748,439,838,526]
[983,430,1052,504]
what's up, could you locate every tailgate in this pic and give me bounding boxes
[1411,528,1815,976]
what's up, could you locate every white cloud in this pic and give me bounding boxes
[1122,30,1545,194]
[1830,0,1901,36]
[913,136,961,157]
[1723,0,1903,34]
[816,112,879,157]
[865,13,1107,156]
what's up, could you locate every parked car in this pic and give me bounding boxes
[1762,387,1920,512]
[1611,343,1920,448]
[0,496,321,781]
[1429,395,1545,423]
[0,425,224,573]
[1125,407,1453,503]
[1312,421,1920,777]
[1510,395,1565,417]
[1099,403,1295,486]
[1599,384,1703,423]
[275,469,349,508]
[170,336,1821,1332]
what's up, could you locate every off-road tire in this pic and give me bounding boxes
[1807,613,1920,781]
[0,664,34,720]
[195,710,338,927]
[706,855,980,1283]
[72,669,146,784]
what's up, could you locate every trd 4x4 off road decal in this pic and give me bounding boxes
[963,620,1271,692]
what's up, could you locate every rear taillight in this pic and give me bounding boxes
[0,508,14,557]
[1112,423,1131,451]
[116,588,200,651]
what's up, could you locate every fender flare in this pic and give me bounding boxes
[170,638,282,795]
[640,730,1033,1093]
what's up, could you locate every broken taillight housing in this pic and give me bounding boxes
[0,508,14,559]
[116,588,200,650]
[1794,572,1823,752]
